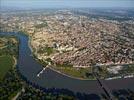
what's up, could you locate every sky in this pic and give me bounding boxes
[1,0,134,9]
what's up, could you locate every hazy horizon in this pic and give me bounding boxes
[1,0,134,9]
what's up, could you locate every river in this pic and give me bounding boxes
[1,32,134,95]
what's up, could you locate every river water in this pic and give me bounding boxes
[1,32,134,95]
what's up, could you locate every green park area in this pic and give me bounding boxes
[0,36,22,100]
[37,46,55,56]
[0,55,14,80]
[0,36,18,81]
[52,63,95,80]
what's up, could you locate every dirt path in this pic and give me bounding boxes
[12,87,25,100]
[13,56,17,68]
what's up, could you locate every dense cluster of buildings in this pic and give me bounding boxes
[1,10,134,68]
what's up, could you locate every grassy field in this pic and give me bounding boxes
[52,66,95,80]
[0,36,22,100]
[0,55,14,80]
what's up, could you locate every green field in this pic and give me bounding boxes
[0,55,14,80]
[52,66,95,80]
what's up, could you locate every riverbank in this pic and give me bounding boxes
[13,56,17,68]
[49,67,96,81]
